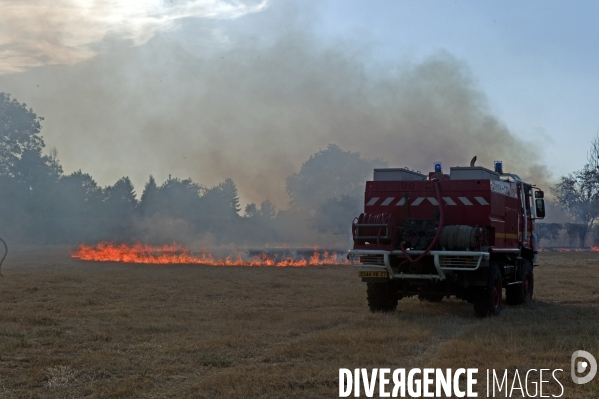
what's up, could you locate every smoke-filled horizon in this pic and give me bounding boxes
[0,1,552,209]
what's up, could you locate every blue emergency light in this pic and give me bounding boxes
[434,162,442,173]
[494,161,503,174]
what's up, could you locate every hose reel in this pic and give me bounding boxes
[438,225,481,251]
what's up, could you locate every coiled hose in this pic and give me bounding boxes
[399,178,444,263]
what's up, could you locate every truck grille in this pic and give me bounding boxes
[438,255,481,268]
[359,255,384,265]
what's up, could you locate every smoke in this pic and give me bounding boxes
[0,1,550,210]
[0,0,268,74]
[130,213,217,248]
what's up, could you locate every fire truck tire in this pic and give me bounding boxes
[366,282,399,313]
[473,263,502,318]
[418,293,444,302]
[506,260,534,306]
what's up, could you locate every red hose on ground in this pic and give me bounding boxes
[400,178,444,263]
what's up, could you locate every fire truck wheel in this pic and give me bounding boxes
[506,260,534,306]
[418,293,444,302]
[473,263,502,318]
[366,282,399,313]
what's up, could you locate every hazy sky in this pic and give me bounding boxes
[0,0,597,207]
[317,0,599,176]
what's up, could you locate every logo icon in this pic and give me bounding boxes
[571,350,597,384]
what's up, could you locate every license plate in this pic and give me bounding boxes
[359,271,388,278]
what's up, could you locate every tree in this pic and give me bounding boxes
[534,223,562,246]
[138,175,159,216]
[155,176,203,219]
[551,164,599,247]
[0,94,63,220]
[58,170,103,216]
[222,178,241,216]
[200,178,241,219]
[565,223,586,247]
[592,224,599,247]
[286,144,386,212]
[244,200,276,220]
[0,93,45,177]
[312,194,362,238]
[259,199,276,219]
[244,203,259,218]
[240,199,278,244]
[12,148,62,188]
[588,132,599,170]
[0,174,31,238]
[104,177,138,217]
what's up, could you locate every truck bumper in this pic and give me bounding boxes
[347,249,490,281]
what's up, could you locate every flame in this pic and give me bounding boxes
[71,242,348,266]
[555,248,587,252]
[538,247,599,252]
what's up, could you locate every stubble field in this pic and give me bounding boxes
[0,248,598,398]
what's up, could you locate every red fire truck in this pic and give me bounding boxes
[348,160,545,317]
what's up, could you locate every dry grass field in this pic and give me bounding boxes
[1,248,598,398]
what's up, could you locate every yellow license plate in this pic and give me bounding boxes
[359,271,388,278]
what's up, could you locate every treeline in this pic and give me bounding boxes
[4,91,597,247]
[0,93,381,246]
[551,134,599,247]
[536,223,599,247]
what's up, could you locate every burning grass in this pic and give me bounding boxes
[1,249,598,398]
[539,246,599,252]
[71,242,348,266]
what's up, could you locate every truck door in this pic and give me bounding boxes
[520,184,533,248]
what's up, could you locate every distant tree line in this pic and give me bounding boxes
[0,93,378,246]
[4,93,599,248]
[535,222,599,247]
[550,134,599,247]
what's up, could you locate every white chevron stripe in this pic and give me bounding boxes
[443,197,456,206]
[377,196,489,206]
[475,196,489,205]
[459,197,473,205]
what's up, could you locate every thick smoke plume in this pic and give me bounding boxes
[0,0,268,74]
[0,2,549,210]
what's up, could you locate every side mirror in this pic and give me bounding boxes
[535,190,544,199]
[535,198,545,219]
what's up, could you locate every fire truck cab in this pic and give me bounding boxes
[348,160,545,317]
